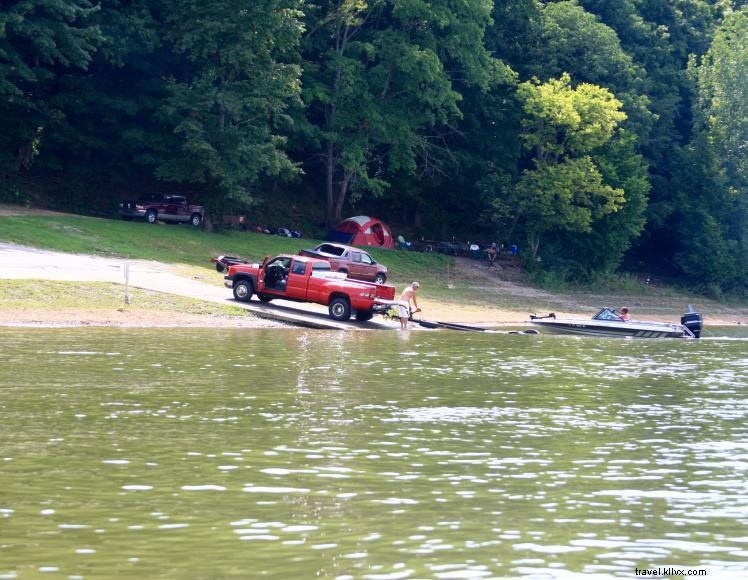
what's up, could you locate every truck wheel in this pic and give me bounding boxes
[355,310,374,322]
[190,213,202,227]
[374,273,386,284]
[233,280,254,302]
[258,293,273,303]
[146,209,158,224]
[328,297,351,321]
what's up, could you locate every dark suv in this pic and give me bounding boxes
[119,194,203,226]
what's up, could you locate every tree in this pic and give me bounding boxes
[301,0,500,228]
[156,0,304,212]
[542,131,650,277]
[577,0,727,282]
[527,1,651,138]
[694,6,748,197]
[677,6,748,292]
[508,74,628,258]
[0,0,102,174]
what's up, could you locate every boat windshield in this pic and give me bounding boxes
[592,307,624,321]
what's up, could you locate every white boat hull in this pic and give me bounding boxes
[531,319,691,338]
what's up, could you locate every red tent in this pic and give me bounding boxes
[326,215,395,248]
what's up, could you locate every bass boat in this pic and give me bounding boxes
[529,307,703,338]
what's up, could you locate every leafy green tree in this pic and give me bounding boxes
[156,0,304,213]
[18,1,173,212]
[301,0,501,228]
[0,0,102,174]
[507,74,628,258]
[542,131,650,277]
[484,0,540,70]
[371,1,521,239]
[527,1,652,138]
[694,6,747,197]
[677,6,748,292]
[578,0,727,283]
[426,77,521,241]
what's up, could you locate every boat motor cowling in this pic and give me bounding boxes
[681,310,703,338]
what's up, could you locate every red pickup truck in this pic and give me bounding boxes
[223,254,396,321]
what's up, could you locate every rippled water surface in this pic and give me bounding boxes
[1,328,747,579]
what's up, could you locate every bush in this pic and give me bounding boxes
[0,180,30,205]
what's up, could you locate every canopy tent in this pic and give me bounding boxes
[326,215,395,248]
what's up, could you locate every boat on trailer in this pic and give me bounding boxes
[529,307,703,338]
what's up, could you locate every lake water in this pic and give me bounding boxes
[1,327,747,579]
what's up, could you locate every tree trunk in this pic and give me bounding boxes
[528,233,540,259]
[331,170,353,225]
[324,142,336,229]
[14,140,34,172]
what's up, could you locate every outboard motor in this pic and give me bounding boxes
[681,305,703,338]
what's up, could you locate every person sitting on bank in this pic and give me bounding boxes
[398,281,421,330]
[619,307,630,321]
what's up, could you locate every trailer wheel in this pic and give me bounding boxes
[328,297,351,321]
[355,310,374,322]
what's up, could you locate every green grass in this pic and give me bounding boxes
[0,279,246,316]
[0,212,456,295]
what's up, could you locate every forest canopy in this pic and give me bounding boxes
[1,0,746,294]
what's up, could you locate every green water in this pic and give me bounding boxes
[1,328,747,579]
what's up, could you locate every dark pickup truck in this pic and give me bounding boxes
[119,194,203,226]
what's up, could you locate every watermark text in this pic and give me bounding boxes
[634,568,707,577]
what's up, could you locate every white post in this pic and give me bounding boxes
[124,263,130,304]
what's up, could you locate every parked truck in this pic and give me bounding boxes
[118,193,203,226]
[223,254,396,321]
[298,243,388,284]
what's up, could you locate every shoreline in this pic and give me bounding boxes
[0,305,743,329]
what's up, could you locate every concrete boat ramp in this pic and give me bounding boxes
[235,298,400,330]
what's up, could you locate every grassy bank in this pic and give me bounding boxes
[0,211,452,290]
[0,279,242,315]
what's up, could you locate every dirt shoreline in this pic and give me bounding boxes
[0,301,743,329]
[0,300,538,329]
[0,309,287,329]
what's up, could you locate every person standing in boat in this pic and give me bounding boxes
[398,282,421,330]
[619,307,630,321]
